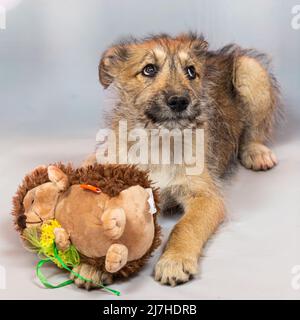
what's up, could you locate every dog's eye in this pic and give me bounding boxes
[142,64,158,77]
[186,66,196,80]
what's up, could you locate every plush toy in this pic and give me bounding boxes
[12,163,161,293]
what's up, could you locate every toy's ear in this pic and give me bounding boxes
[99,43,130,88]
[47,166,69,191]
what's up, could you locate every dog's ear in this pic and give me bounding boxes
[191,35,208,57]
[99,44,129,88]
[177,32,208,58]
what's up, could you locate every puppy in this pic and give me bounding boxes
[82,33,280,287]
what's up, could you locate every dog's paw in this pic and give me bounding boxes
[101,208,126,240]
[154,253,198,286]
[240,143,277,171]
[71,263,113,290]
[105,244,128,273]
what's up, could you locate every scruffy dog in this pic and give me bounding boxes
[82,33,280,288]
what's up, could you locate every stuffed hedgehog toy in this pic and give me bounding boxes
[12,163,161,291]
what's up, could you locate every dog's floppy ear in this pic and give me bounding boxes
[99,43,129,88]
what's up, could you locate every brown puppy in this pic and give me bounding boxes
[84,33,281,287]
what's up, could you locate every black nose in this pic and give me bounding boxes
[167,95,190,112]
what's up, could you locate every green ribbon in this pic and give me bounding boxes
[36,243,121,296]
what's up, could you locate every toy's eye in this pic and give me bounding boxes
[186,66,196,80]
[142,64,158,77]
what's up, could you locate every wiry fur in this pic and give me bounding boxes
[93,32,282,286]
[99,33,281,175]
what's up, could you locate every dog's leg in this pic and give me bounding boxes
[155,175,224,286]
[234,55,279,171]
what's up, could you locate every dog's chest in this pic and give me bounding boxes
[141,164,186,191]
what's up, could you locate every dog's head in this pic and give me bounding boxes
[99,33,208,128]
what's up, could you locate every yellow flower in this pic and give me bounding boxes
[40,219,61,248]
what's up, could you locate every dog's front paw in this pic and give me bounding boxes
[71,263,113,290]
[154,253,198,286]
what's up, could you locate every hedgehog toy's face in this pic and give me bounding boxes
[23,182,60,228]
[23,165,70,228]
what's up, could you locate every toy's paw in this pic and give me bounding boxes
[71,263,113,290]
[154,253,198,287]
[240,143,277,171]
[54,228,70,251]
[105,244,128,273]
[102,208,126,240]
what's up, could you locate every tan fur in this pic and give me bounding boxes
[239,142,277,171]
[234,56,279,170]
[155,171,225,285]
[92,33,281,286]
[235,56,272,122]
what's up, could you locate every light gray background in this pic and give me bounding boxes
[0,0,299,299]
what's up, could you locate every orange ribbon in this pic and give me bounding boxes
[80,184,102,194]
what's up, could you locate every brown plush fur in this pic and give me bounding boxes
[91,32,282,286]
[12,163,161,279]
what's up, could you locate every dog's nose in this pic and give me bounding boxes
[167,95,190,112]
